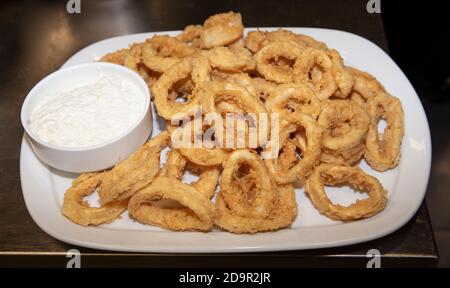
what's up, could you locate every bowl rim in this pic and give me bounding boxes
[20,62,150,152]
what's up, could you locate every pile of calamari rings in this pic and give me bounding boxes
[61,12,404,233]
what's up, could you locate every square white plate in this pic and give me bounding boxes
[20,28,431,253]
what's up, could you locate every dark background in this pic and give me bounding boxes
[382,1,450,267]
[0,0,448,267]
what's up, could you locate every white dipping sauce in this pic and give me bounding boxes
[30,75,146,148]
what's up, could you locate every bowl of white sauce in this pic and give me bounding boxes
[21,62,152,173]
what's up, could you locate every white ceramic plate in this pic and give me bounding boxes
[20,28,431,253]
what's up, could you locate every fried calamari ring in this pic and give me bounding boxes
[210,69,237,81]
[265,83,320,119]
[204,47,255,72]
[275,130,309,174]
[264,113,322,184]
[142,35,195,73]
[177,24,203,43]
[123,43,143,72]
[209,72,263,102]
[215,184,297,234]
[277,139,299,170]
[220,150,275,218]
[99,48,129,65]
[318,100,369,151]
[161,149,220,198]
[222,73,258,98]
[61,173,128,226]
[305,164,387,221]
[244,30,266,53]
[254,41,303,83]
[293,48,337,100]
[99,44,161,89]
[213,72,274,103]
[200,81,268,148]
[365,93,404,171]
[245,29,327,53]
[179,146,229,167]
[123,44,161,88]
[347,67,385,104]
[227,37,245,50]
[190,165,220,199]
[152,56,211,120]
[251,77,278,102]
[349,91,366,106]
[327,49,354,99]
[128,149,218,232]
[196,12,244,48]
[318,100,369,165]
[99,131,170,204]
[159,149,188,179]
[320,144,368,166]
[128,176,215,231]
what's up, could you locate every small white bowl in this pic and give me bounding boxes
[21,62,152,173]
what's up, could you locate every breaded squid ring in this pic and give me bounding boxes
[320,144,368,166]
[318,100,369,165]
[121,44,159,87]
[347,67,386,104]
[200,81,267,115]
[176,24,203,43]
[294,48,337,100]
[220,150,275,218]
[159,149,188,180]
[277,139,299,170]
[61,173,128,226]
[244,30,266,53]
[365,93,404,171]
[197,11,244,48]
[209,72,270,103]
[264,113,323,185]
[161,149,220,199]
[123,43,144,72]
[305,164,387,221]
[327,49,354,99]
[245,29,327,53]
[227,37,245,50]
[276,130,309,173]
[128,176,215,231]
[152,56,211,120]
[133,149,218,234]
[99,131,170,204]
[265,83,321,119]
[179,146,229,167]
[204,46,255,72]
[251,77,278,102]
[142,35,195,73]
[254,41,303,83]
[190,165,221,199]
[99,48,129,65]
[221,73,258,98]
[215,184,297,234]
[199,81,268,148]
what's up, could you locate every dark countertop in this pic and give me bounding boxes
[0,0,438,267]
